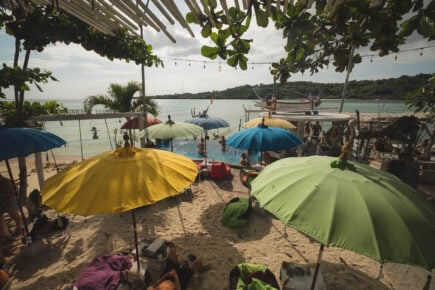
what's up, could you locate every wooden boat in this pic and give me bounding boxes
[255,95,321,112]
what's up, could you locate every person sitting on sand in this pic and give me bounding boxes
[147,242,210,290]
[240,152,251,167]
[0,174,25,244]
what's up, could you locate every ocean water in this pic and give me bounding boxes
[38,98,412,163]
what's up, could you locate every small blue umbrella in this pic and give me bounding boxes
[185,113,229,159]
[184,114,229,130]
[0,127,67,238]
[226,124,303,152]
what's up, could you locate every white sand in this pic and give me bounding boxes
[1,155,434,290]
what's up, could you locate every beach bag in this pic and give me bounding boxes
[210,162,231,180]
[229,263,280,290]
[221,197,252,227]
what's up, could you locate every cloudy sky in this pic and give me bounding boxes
[0,3,434,101]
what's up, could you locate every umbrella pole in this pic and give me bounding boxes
[132,210,141,273]
[310,243,325,290]
[5,159,30,239]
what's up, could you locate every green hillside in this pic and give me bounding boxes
[151,73,432,100]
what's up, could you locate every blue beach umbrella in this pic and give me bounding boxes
[0,127,66,160]
[226,124,302,165]
[185,113,230,159]
[226,124,302,152]
[0,127,67,238]
[184,114,229,130]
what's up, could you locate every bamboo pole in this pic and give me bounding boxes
[339,44,355,113]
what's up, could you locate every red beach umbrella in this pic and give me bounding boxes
[120,116,162,130]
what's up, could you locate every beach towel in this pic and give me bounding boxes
[221,197,251,227]
[229,263,279,290]
[75,254,132,290]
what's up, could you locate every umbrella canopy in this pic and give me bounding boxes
[139,115,204,152]
[41,145,198,272]
[120,116,162,130]
[184,114,229,130]
[42,146,198,215]
[226,125,302,152]
[250,156,435,272]
[139,115,203,140]
[243,116,296,130]
[0,127,66,160]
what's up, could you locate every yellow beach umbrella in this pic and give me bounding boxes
[41,145,198,271]
[243,115,296,130]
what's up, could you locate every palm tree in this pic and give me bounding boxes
[83,81,159,116]
[83,81,160,145]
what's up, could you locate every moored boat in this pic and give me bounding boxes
[255,95,321,112]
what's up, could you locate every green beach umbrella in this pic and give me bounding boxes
[250,155,435,288]
[139,115,204,151]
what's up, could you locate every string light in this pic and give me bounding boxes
[156,45,433,68]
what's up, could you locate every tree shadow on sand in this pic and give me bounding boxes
[199,201,273,243]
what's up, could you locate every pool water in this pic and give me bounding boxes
[155,138,261,165]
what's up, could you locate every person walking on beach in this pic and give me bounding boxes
[219,135,226,152]
[197,138,205,156]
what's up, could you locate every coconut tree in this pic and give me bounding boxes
[84,81,160,145]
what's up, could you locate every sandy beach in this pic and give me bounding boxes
[1,154,434,290]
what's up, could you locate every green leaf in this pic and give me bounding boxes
[255,7,268,27]
[295,46,305,61]
[186,12,197,24]
[227,55,238,66]
[201,46,219,58]
[417,15,435,38]
[201,22,212,38]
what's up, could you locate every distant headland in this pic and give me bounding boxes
[150,73,432,101]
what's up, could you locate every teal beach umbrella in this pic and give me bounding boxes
[250,156,435,288]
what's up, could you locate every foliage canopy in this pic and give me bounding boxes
[187,0,434,84]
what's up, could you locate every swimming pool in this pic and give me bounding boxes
[155,138,261,165]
